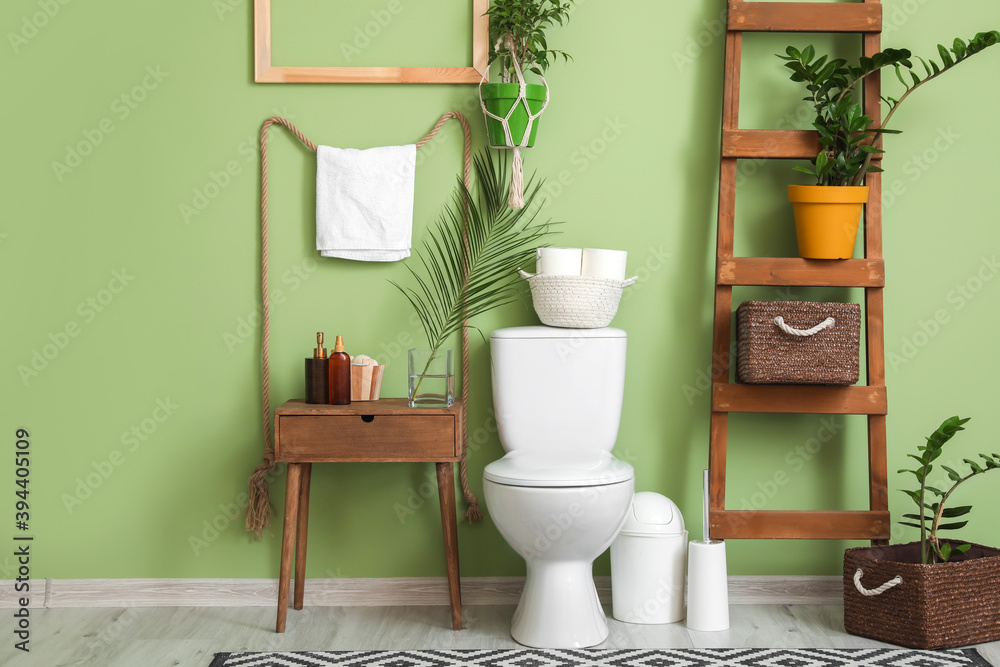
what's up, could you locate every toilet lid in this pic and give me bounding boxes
[483,450,635,487]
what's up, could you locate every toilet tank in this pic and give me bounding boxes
[490,326,627,453]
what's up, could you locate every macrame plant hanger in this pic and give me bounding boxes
[245,112,483,540]
[479,37,549,209]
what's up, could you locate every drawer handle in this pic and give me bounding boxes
[361,415,375,423]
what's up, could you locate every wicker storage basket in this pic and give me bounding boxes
[736,300,860,385]
[844,542,1000,649]
[520,270,636,329]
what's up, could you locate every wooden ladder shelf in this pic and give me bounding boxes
[709,0,890,543]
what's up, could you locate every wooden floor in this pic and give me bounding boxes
[6,604,999,667]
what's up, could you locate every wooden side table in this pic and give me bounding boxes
[273,398,464,632]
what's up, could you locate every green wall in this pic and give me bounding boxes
[3,0,999,581]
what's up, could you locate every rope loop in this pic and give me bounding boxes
[853,568,903,596]
[246,112,481,539]
[774,316,835,337]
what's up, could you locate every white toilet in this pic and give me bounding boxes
[483,326,636,648]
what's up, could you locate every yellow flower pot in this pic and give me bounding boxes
[788,185,869,259]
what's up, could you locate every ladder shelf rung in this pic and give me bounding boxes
[723,130,821,159]
[728,2,882,33]
[718,258,885,288]
[710,510,891,540]
[713,384,888,415]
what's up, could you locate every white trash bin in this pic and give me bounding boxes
[610,492,688,624]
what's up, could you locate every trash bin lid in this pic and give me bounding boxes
[619,492,685,536]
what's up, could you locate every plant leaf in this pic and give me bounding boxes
[392,151,556,354]
[942,465,962,482]
[964,459,985,474]
[941,505,972,518]
[938,44,955,67]
[936,521,969,531]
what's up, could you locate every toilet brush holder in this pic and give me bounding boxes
[686,539,730,632]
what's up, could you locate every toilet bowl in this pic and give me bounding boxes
[484,451,634,647]
[483,326,636,648]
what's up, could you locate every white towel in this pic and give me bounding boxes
[316,144,416,262]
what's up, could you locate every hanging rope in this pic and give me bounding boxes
[479,38,548,209]
[419,112,482,522]
[246,112,481,539]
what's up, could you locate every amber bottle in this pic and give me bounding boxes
[328,335,351,405]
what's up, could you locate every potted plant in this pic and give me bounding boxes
[480,0,575,207]
[778,30,999,259]
[843,416,1000,649]
[392,150,555,408]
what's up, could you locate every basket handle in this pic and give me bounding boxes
[518,269,535,279]
[853,568,902,596]
[773,316,835,337]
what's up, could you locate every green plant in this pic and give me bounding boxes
[391,150,554,388]
[487,0,575,82]
[779,30,999,186]
[898,416,1000,564]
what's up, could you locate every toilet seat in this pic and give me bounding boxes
[483,450,634,487]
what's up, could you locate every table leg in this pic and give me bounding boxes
[436,462,462,630]
[276,463,302,633]
[293,463,312,610]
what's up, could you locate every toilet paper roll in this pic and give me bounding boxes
[686,540,730,632]
[581,248,628,280]
[536,247,582,276]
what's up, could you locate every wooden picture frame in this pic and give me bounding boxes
[254,0,489,84]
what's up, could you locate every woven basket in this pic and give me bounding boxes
[520,270,637,328]
[736,300,860,385]
[844,541,1000,649]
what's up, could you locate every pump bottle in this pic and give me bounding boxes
[305,332,329,404]
[328,335,351,405]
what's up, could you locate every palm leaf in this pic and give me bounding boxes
[391,150,556,360]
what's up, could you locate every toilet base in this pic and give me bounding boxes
[510,560,608,648]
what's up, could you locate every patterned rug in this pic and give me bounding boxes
[208,647,992,667]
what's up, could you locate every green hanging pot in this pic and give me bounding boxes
[480,83,548,148]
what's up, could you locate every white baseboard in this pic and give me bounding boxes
[0,575,841,609]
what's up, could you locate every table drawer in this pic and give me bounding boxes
[275,414,458,462]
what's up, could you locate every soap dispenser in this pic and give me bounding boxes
[305,332,329,404]
[328,335,351,405]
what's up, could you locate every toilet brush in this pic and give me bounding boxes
[702,468,710,545]
[686,469,730,631]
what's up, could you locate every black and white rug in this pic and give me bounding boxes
[208,647,992,667]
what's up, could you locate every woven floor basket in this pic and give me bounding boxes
[736,300,860,384]
[520,271,636,328]
[844,541,1000,649]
